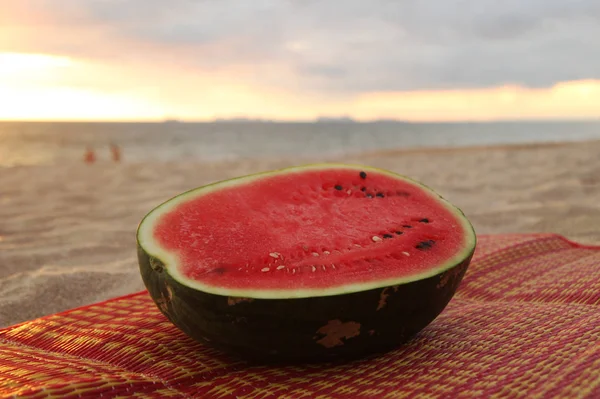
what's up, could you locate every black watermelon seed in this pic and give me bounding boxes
[376,192,385,198]
[359,171,367,179]
[419,218,430,223]
[361,187,366,192]
[212,267,227,275]
[383,234,393,239]
[366,193,374,198]
[395,231,403,235]
[334,185,343,190]
[403,225,412,228]
[415,240,435,250]
[396,191,410,197]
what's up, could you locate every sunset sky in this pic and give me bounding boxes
[1,0,599,122]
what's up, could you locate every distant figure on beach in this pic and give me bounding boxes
[110,143,121,162]
[84,147,96,164]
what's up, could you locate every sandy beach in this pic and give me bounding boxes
[1,140,599,328]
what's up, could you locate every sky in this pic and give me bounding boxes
[1,0,599,121]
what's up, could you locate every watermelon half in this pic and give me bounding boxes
[137,164,476,362]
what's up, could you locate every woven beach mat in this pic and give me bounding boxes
[1,234,599,398]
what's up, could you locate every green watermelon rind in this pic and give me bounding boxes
[138,245,473,362]
[137,163,476,299]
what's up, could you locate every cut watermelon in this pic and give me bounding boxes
[137,164,476,362]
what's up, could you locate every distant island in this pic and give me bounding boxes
[314,116,410,124]
[212,117,274,123]
[315,116,355,123]
[162,118,181,124]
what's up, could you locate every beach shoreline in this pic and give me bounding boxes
[1,139,599,327]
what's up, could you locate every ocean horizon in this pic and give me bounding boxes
[1,120,599,167]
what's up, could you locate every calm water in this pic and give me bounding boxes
[1,120,599,166]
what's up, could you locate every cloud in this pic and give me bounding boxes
[3,0,600,93]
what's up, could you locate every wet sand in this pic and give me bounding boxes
[1,140,599,327]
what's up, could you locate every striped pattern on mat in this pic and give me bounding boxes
[1,234,599,398]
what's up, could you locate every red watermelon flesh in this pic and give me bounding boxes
[145,165,473,297]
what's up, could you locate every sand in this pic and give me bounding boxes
[1,140,599,328]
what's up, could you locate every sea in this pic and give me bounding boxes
[1,120,599,167]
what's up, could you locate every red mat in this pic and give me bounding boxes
[1,234,599,398]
